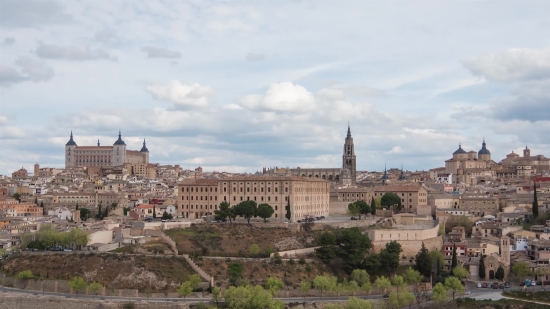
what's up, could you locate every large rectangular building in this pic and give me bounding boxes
[177,176,330,222]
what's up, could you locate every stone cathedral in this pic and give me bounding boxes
[262,125,357,185]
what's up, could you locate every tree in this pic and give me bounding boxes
[300,281,310,299]
[75,203,79,210]
[381,192,401,210]
[355,200,370,217]
[187,274,201,290]
[111,202,118,210]
[88,282,103,297]
[68,276,87,297]
[495,266,505,281]
[313,275,337,297]
[415,242,431,277]
[370,197,376,216]
[67,228,90,247]
[153,205,157,219]
[344,297,374,309]
[346,280,359,296]
[16,270,34,279]
[214,201,231,222]
[452,266,469,280]
[479,254,486,279]
[512,261,531,284]
[162,211,173,220]
[223,285,285,309]
[380,241,402,275]
[351,269,371,292]
[315,231,337,263]
[123,207,130,216]
[34,197,38,204]
[374,276,391,294]
[444,276,464,300]
[533,181,539,218]
[348,202,361,218]
[428,250,444,276]
[431,282,448,303]
[250,244,260,257]
[445,216,474,236]
[403,267,427,307]
[401,290,415,309]
[334,282,345,296]
[451,243,457,271]
[97,204,103,220]
[234,200,258,224]
[80,208,91,221]
[337,227,372,272]
[13,193,21,202]
[285,199,291,221]
[257,204,275,223]
[392,275,406,294]
[212,287,222,308]
[177,281,193,299]
[40,201,44,208]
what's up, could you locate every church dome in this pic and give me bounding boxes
[453,144,467,154]
[478,140,491,155]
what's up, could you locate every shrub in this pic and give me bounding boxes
[299,257,306,265]
[288,258,295,266]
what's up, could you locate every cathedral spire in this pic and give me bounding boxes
[347,123,351,138]
[66,131,77,146]
[140,138,149,152]
[97,139,100,146]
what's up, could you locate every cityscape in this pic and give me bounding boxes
[1,1,549,309]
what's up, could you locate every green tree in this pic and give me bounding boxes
[374,276,391,294]
[403,267,426,307]
[13,192,21,202]
[234,200,258,224]
[153,205,157,219]
[512,261,531,283]
[285,199,291,221]
[265,277,284,297]
[380,240,402,275]
[68,276,87,297]
[370,197,376,216]
[315,231,337,263]
[380,192,401,210]
[80,208,91,221]
[97,204,103,220]
[445,216,474,236]
[346,280,360,296]
[415,242,431,277]
[214,201,231,222]
[355,200,370,216]
[452,266,469,281]
[431,282,448,303]
[428,249,444,276]
[479,254,486,279]
[351,269,371,292]
[444,277,464,300]
[324,305,343,309]
[40,201,44,208]
[451,243,457,270]
[16,270,34,279]
[337,227,373,272]
[345,296,373,309]
[533,181,539,218]
[223,285,285,309]
[348,202,361,218]
[162,211,173,220]
[495,266,505,281]
[228,263,243,284]
[123,207,130,216]
[212,287,222,308]
[249,243,260,257]
[392,275,406,294]
[265,246,273,257]
[300,281,310,299]
[187,274,201,290]
[177,281,193,299]
[88,282,103,297]
[334,282,345,296]
[67,228,90,247]
[111,202,118,210]
[313,275,337,297]
[257,203,275,223]
[401,290,415,309]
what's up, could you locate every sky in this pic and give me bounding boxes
[0,0,549,175]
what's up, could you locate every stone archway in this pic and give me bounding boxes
[489,270,495,279]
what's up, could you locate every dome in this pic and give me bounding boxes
[453,144,467,155]
[478,140,491,155]
[113,131,126,146]
[140,139,149,152]
[66,131,77,146]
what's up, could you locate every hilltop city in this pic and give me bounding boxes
[0,126,549,308]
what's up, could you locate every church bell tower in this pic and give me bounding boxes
[342,124,357,184]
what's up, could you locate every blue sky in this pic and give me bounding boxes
[1,0,549,175]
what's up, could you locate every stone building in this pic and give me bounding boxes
[372,184,429,213]
[263,125,357,185]
[177,176,330,222]
[65,131,149,168]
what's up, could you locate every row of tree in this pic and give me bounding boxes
[214,201,285,224]
[16,271,102,298]
[21,224,89,249]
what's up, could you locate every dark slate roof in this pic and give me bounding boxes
[453,144,467,154]
[478,140,491,155]
[113,131,126,146]
[140,139,149,152]
[66,131,77,146]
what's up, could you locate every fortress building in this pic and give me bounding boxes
[262,125,357,185]
[65,131,149,168]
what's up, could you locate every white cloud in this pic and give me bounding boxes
[462,47,550,82]
[240,82,315,112]
[141,46,182,59]
[146,81,215,109]
[36,44,118,61]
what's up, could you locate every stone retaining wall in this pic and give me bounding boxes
[0,296,192,309]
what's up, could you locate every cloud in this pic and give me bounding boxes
[490,79,550,122]
[141,46,182,59]
[0,0,72,28]
[240,82,315,112]
[94,29,122,46]
[0,116,25,139]
[35,44,118,61]
[146,81,215,109]
[462,47,550,82]
[246,53,265,62]
[2,37,16,46]
[0,56,54,87]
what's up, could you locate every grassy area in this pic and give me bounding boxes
[111,245,137,253]
[503,291,550,303]
[457,297,550,309]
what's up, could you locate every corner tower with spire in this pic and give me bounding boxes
[65,131,78,167]
[342,124,357,184]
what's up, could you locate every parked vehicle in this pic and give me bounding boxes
[481,283,487,288]
[477,283,482,288]
[63,249,72,252]
[520,282,525,286]
[525,279,532,286]
[537,281,543,286]
[492,282,499,289]
[144,217,153,222]
[505,282,510,288]
[297,220,302,223]
[383,294,389,298]
[532,281,537,286]
[499,284,504,289]
[544,281,549,285]
[52,246,63,251]
[320,216,326,219]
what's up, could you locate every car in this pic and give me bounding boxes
[477,283,482,288]
[499,284,504,289]
[297,220,302,223]
[52,246,63,251]
[320,216,326,219]
[505,282,510,288]
[537,281,543,286]
[161,219,167,222]
[63,249,72,252]
[544,281,550,285]
[520,282,525,286]
[492,282,499,289]
[482,283,487,288]
[210,220,218,223]
[464,291,471,295]
[383,294,389,298]
[144,218,153,222]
